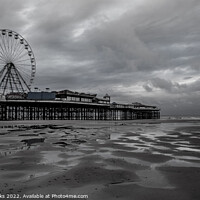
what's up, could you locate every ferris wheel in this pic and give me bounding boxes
[0,29,36,96]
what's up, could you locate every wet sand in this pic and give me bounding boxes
[0,119,200,200]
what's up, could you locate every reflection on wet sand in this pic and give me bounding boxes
[0,119,200,200]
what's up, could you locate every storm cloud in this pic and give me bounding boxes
[0,0,200,115]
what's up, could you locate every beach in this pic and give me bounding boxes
[0,118,200,200]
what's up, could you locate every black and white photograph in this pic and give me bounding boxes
[0,0,200,199]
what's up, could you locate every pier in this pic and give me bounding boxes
[0,90,160,121]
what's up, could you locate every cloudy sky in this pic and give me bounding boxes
[1,0,200,115]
